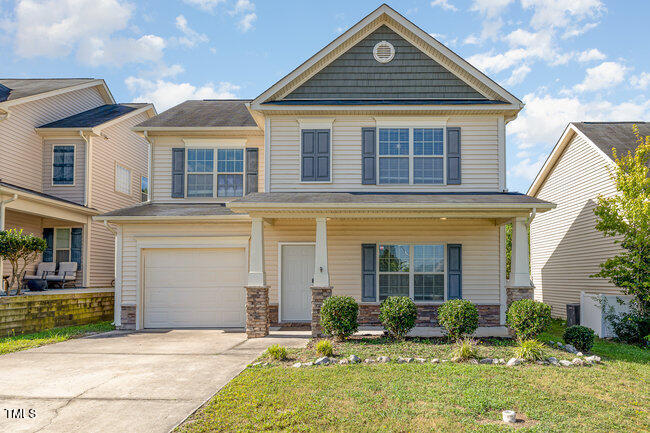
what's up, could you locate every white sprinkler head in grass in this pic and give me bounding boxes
[502,410,517,423]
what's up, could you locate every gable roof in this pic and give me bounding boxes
[133,100,258,130]
[528,122,649,196]
[37,104,146,129]
[0,78,114,106]
[251,4,521,110]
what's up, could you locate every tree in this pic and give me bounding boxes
[0,229,47,295]
[593,125,650,315]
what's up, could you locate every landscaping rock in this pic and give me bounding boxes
[431,358,440,363]
[585,355,601,364]
[572,358,585,366]
[348,355,361,363]
[506,358,523,366]
[397,357,414,363]
[564,344,578,354]
[377,356,391,363]
[547,357,559,365]
[303,362,313,367]
[415,358,426,363]
[548,340,555,346]
[364,358,375,363]
[339,359,349,365]
[479,358,493,364]
[468,359,479,365]
[251,362,262,367]
[576,352,583,357]
[498,358,506,364]
[441,359,449,363]
[292,362,302,368]
[314,357,331,365]
[556,342,564,349]
[559,360,573,367]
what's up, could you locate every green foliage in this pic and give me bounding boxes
[320,296,359,340]
[505,223,512,279]
[506,299,552,340]
[513,339,546,361]
[265,344,288,361]
[602,300,650,347]
[0,229,47,295]
[379,296,417,340]
[451,338,479,361]
[437,299,479,341]
[563,325,596,352]
[592,125,650,315]
[315,339,334,357]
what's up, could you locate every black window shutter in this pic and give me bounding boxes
[361,127,376,185]
[361,244,377,302]
[302,129,330,181]
[446,127,461,185]
[71,228,82,267]
[245,148,259,194]
[447,244,462,299]
[43,228,54,262]
[171,148,185,198]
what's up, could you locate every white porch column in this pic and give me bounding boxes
[508,216,532,288]
[313,217,330,287]
[0,194,18,291]
[247,217,266,287]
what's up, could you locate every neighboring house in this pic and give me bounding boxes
[96,4,554,336]
[529,122,648,318]
[0,78,155,289]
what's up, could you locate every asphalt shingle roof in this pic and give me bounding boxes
[0,78,96,102]
[37,104,144,128]
[135,100,257,128]
[98,203,236,218]
[572,122,650,162]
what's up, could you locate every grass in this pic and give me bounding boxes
[0,321,115,355]
[177,321,649,433]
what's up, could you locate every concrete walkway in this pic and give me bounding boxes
[0,329,309,433]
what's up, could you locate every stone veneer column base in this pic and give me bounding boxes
[119,305,136,330]
[310,286,332,338]
[246,286,269,338]
[506,286,534,309]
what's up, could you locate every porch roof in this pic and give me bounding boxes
[94,202,248,222]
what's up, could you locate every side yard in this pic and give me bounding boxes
[176,320,649,433]
[0,321,114,354]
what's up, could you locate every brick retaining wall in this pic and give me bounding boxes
[0,290,114,336]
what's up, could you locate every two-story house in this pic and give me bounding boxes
[0,78,155,289]
[97,5,554,337]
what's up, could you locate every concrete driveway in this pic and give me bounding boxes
[0,329,308,433]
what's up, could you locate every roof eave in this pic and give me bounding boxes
[93,214,251,222]
[0,79,114,109]
[227,202,556,212]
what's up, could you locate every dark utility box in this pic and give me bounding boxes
[566,303,580,327]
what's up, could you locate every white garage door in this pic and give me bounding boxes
[143,248,246,328]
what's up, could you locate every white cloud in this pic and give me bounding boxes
[508,154,546,181]
[505,64,531,85]
[79,34,165,67]
[173,15,208,48]
[469,0,514,40]
[631,72,650,90]
[232,0,255,14]
[463,34,480,45]
[237,12,256,32]
[577,48,606,62]
[520,0,604,30]
[562,21,598,39]
[573,61,627,92]
[183,0,225,12]
[125,77,240,112]
[431,0,457,12]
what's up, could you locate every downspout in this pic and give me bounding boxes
[143,131,153,201]
[79,131,91,207]
[103,220,121,326]
[0,108,9,121]
[526,207,537,226]
[0,193,18,291]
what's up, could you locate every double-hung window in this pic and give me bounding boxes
[377,244,445,302]
[52,145,74,185]
[115,164,131,195]
[187,148,214,197]
[378,128,409,184]
[413,128,444,184]
[378,127,445,185]
[54,228,71,263]
[217,149,244,197]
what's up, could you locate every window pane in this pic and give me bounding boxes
[413,128,443,156]
[378,128,409,156]
[56,249,70,263]
[414,245,444,272]
[115,164,131,194]
[217,149,244,173]
[55,228,70,249]
[414,274,444,301]
[414,157,443,184]
[141,177,148,202]
[378,245,409,272]
[53,146,74,185]
[188,148,214,173]
[379,274,409,300]
[217,174,243,197]
[379,157,409,184]
[187,174,213,197]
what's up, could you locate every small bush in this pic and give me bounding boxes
[315,339,334,357]
[265,344,287,361]
[438,300,479,341]
[513,339,546,361]
[379,296,417,339]
[452,338,479,361]
[563,325,595,352]
[506,299,552,340]
[606,309,650,347]
[320,296,359,340]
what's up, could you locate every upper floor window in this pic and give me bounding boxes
[187,148,214,197]
[217,149,244,197]
[141,176,149,202]
[186,148,244,198]
[115,163,131,195]
[377,128,445,185]
[52,145,74,185]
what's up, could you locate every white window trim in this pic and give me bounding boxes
[216,149,245,197]
[51,144,76,187]
[185,147,247,198]
[186,148,215,198]
[376,243,447,304]
[114,163,132,196]
[299,128,333,184]
[54,227,72,263]
[376,127,447,186]
[183,138,248,148]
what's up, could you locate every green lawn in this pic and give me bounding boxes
[0,321,115,355]
[177,321,649,433]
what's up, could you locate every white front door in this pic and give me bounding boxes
[281,245,315,322]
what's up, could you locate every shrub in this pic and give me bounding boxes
[603,300,650,347]
[315,339,334,357]
[452,338,479,361]
[265,344,287,361]
[563,325,596,352]
[513,339,546,361]
[438,300,479,341]
[320,296,359,340]
[379,296,417,339]
[506,299,552,340]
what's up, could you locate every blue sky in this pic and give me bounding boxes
[1,0,648,192]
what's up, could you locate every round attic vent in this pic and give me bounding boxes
[373,41,395,63]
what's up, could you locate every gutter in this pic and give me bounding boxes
[226,202,556,211]
[103,220,121,327]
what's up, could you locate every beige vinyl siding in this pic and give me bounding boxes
[0,87,105,192]
[150,135,265,203]
[119,218,500,310]
[2,210,43,285]
[42,139,86,205]
[87,111,150,287]
[530,133,622,318]
[268,115,500,191]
